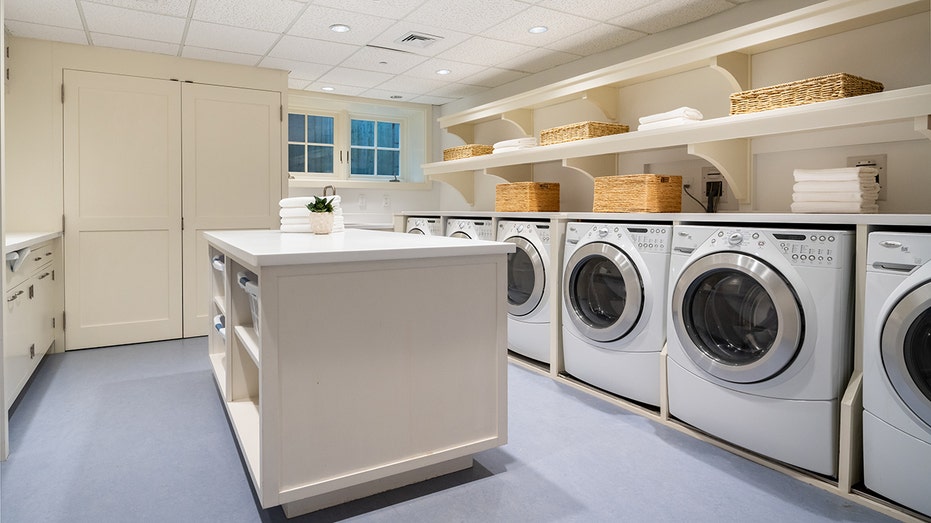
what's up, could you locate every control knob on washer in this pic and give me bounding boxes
[728,232,743,246]
[598,228,609,238]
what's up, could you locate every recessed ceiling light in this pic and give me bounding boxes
[528,26,548,34]
[436,69,451,75]
[329,24,351,33]
[321,86,335,92]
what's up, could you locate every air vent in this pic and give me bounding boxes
[395,31,443,48]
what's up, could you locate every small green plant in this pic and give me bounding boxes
[306,196,334,213]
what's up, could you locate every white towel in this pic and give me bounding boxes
[637,117,702,131]
[279,207,310,218]
[792,181,879,193]
[280,217,310,225]
[279,224,313,233]
[494,137,537,148]
[792,191,878,203]
[791,201,879,213]
[492,145,537,154]
[792,167,877,182]
[279,195,341,208]
[639,107,703,125]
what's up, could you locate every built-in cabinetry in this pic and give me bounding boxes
[423,0,931,209]
[4,233,62,411]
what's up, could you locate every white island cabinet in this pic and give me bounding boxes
[203,229,513,517]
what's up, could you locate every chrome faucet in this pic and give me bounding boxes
[323,185,336,196]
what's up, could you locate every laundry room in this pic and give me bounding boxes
[1,0,930,521]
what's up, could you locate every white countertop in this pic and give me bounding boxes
[5,231,63,252]
[204,228,515,267]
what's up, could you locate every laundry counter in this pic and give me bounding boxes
[203,229,513,517]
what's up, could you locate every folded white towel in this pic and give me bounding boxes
[279,195,341,208]
[639,107,703,125]
[791,201,879,213]
[792,191,878,203]
[792,181,879,193]
[279,224,313,233]
[492,145,537,154]
[793,167,877,182]
[494,137,537,148]
[279,207,310,218]
[280,217,310,225]
[638,117,702,131]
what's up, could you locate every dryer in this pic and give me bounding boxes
[498,220,552,364]
[562,222,671,406]
[446,218,494,241]
[666,225,854,476]
[406,216,442,236]
[863,231,931,517]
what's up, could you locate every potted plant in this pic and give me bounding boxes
[306,195,335,234]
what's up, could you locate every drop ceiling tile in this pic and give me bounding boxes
[409,94,458,105]
[82,2,187,43]
[182,46,262,66]
[3,20,89,44]
[288,78,311,90]
[288,6,396,46]
[365,21,470,58]
[496,47,578,74]
[268,35,359,66]
[466,67,529,88]
[545,23,645,56]
[192,0,306,33]
[311,0,424,20]
[259,57,332,80]
[481,6,598,47]
[405,0,530,34]
[360,88,423,102]
[316,67,394,89]
[82,0,193,17]
[428,82,488,99]
[375,75,450,95]
[403,58,486,83]
[185,20,279,55]
[437,36,534,67]
[340,47,428,75]
[91,33,180,55]
[6,0,84,29]
[536,0,653,21]
[611,0,734,34]
[305,82,368,97]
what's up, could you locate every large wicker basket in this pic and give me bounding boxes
[729,73,883,115]
[443,144,493,161]
[593,174,682,213]
[539,121,628,146]
[495,182,560,212]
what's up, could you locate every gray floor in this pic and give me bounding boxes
[1,338,899,522]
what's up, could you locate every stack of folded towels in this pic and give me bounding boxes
[493,137,537,154]
[790,167,880,213]
[637,107,703,131]
[279,196,345,233]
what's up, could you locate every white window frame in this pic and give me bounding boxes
[347,114,404,181]
[287,109,340,179]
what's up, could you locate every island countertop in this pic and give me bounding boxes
[203,228,515,268]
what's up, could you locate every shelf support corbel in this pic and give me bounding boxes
[688,139,750,205]
[581,86,618,122]
[500,109,533,137]
[563,155,616,180]
[428,171,475,205]
[446,123,474,144]
[708,52,750,92]
[915,115,931,140]
[485,165,533,183]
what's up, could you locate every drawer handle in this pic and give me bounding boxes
[33,257,43,261]
[45,252,53,256]
[38,272,51,280]
[7,290,24,302]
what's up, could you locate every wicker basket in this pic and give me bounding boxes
[495,182,560,212]
[729,73,883,115]
[539,121,628,146]
[443,144,494,161]
[593,175,682,213]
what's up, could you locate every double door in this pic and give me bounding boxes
[63,71,280,350]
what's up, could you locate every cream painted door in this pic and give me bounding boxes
[63,70,182,350]
[181,83,280,337]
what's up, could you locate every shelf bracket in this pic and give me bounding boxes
[500,109,533,137]
[428,171,475,205]
[581,86,618,122]
[485,165,533,183]
[562,155,616,180]
[688,139,750,204]
[708,52,750,92]
[446,123,474,144]
[915,115,931,140]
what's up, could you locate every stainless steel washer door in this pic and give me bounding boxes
[671,252,804,384]
[505,236,545,317]
[882,280,931,428]
[450,231,471,239]
[564,242,643,342]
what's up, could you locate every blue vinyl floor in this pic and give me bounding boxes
[1,338,899,522]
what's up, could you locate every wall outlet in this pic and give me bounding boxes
[382,194,391,208]
[847,154,886,201]
[358,194,367,211]
[702,167,728,204]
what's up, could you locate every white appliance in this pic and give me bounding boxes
[863,231,931,517]
[562,222,671,406]
[666,225,854,476]
[446,218,494,241]
[406,216,442,236]
[498,220,552,364]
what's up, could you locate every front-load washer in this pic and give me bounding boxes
[666,225,854,476]
[498,220,552,364]
[562,222,671,406]
[446,218,494,241]
[863,231,931,517]
[406,216,442,236]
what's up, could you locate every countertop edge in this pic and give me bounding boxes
[5,231,63,252]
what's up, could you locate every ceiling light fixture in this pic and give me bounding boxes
[390,95,403,99]
[321,86,335,92]
[329,24,351,33]
[436,69,451,75]
[528,26,548,34]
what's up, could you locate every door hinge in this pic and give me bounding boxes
[52,317,56,329]
[62,310,66,330]
[280,105,283,122]
[181,217,185,231]
[61,84,65,104]
[62,214,66,231]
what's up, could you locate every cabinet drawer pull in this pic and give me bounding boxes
[45,252,53,256]
[33,256,43,262]
[38,272,51,280]
[7,290,24,302]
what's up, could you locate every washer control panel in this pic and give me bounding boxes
[446,219,494,241]
[707,228,844,267]
[566,223,670,253]
[499,221,550,246]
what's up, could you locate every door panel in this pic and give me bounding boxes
[64,70,182,350]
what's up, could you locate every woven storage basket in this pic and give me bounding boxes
[593,174,682,213]
[539,121,628,146]
[495,182,560,212]
[729,73,883,115]
[443,144,493,161]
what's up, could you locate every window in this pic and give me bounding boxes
[288,113,336,176]
[350,119,400,179]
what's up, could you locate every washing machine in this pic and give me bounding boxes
[446,218,494,240]
[666,225,854,476]
[562,222,671,406]
[498,220,552,364]
[406,216,442,236]
[863,231,931,517]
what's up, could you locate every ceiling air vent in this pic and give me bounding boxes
[394,32,443,48]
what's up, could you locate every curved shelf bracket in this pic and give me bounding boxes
[708,52,750,92]
[562,155,616,180]
[428,171,475,205]
[915,115,931,140]
[485,164,533,183]
[688,139,750,204]
[581,86,619,122]
[500,109,534,137]
[446,123,474,144]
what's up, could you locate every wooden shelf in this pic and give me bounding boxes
[209,352,227,397]
[233,325,260,366]
[226,397,261,489]
[213,295,226,316]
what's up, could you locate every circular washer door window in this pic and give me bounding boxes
[882,281,931,428]
[504,236,544,317]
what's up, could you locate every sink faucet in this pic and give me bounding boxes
[323,185,336,196]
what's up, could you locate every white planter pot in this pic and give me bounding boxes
[309,212,334,234]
